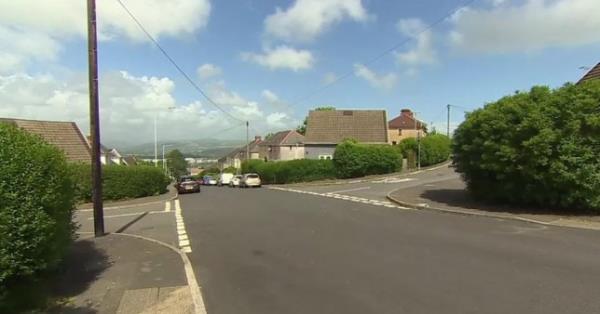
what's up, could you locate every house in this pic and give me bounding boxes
[578,62,600,83]
[122,155,138,166]
[1,117,91,163]
[259,130,305,161]
[387,109,427,145]
[217,136,263,169]
[304,109,389,160]
[86,135,126,165]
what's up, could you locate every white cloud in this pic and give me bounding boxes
[0,1,211,73]
[242,46,315,71]
[449,0,600,53]
[0,70,296,144]
[197,63,222,80]
[394,18,436,67]
[0,26,62,74]
[261,89,280,103]
[322,72,338,85]
[0,0,211,41]
[353,63,397,90]
[266,112,297,129]
[264,0,369,43]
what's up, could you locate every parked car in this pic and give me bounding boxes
[175,176,200,194]
[240,173,261,188]
[218,173,234,186]
[230,175,243,187]
[202,175,217,185]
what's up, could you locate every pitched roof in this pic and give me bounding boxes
[1,118,91,163]
[222,137,263,159]
[578,63,600,83]
[122,155,138,166]
[260,130,304,146]
[304,110,388,144]
[388,109,426,130]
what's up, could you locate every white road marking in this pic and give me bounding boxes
[327,186,371,194]
[164,201,171,212]
[269,187,411,210]
[372,177,416,184]
[174,199,192,253]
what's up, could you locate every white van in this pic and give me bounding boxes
[218,173,235,186]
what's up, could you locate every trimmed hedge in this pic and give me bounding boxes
[0,123,75,301]
[71,164,170,202]
[398,134,451,167]
[452,82,600,211]
[241,159,336,184]
[333,140,402,178]
[419,134,452,166]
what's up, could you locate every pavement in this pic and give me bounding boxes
[51,233,192,314]
[70,189,204,314]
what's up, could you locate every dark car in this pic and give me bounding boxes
[176,176,200,194]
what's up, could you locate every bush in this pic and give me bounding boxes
[420,134,452,166]
[0,123,75,301]
[398,137,417,158]
[452,82,600,211]
[333,140,402,178]
[71,164,170,202]
[241,159,336,184]
[222,166,237,174]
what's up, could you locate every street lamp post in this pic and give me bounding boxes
[152,106,176,167]
[162,144,173,174]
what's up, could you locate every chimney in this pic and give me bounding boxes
[401,109,413,118]
[255,136,262,141]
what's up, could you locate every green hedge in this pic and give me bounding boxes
[419,134,452,166]
[452,81,600,211]
[242,159,336,184]
[333,140,402,178]
[398,134,451,167]
[0,123,75,303]
[71,164,170,202]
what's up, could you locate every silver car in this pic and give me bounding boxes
[240,173,261,188]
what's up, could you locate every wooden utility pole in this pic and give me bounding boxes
[246,121,250,162]
[87,0,104,237]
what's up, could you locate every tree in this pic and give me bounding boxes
[167,149,188,178]
[452,81,600,211]
[296,106,336,135]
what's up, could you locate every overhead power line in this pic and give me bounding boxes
[115,0,244,123]
[290,0,479,106]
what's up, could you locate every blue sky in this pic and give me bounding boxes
[1,0,599,145]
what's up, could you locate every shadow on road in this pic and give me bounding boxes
[420,188,599,217]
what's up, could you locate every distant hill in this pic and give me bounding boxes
[111,139,246,158]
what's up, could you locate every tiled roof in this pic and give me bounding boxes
[1,118,91,163]
[578,63,600,83]
[260,130,304,146]
[304,110,388,144]
[223,138,263,159]
[388,109,426,130]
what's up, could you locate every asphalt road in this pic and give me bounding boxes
[179,184,600,314]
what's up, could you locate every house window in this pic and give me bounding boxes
[392,141,397,145]
[289,146,293,150]
[398,129,402,135]
[319,155,332,160]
